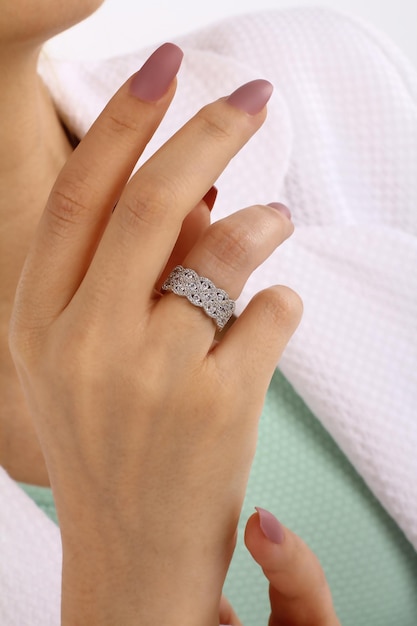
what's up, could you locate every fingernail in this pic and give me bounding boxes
[130,43,184,102]
[255,507,284,544]
[267,202,292,220]
[227,79,273,115]
[202,186,218,211]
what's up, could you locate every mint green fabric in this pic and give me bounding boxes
[225,370,417,625]
[19,369,417,625]
[18,482,59,526]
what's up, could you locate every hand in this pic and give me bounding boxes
[9,43,302,625]
[220,509,341,626]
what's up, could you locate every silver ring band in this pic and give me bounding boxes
[162,265,235,330]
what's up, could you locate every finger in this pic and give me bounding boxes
[16,43,183,325]
[219,594,242,626]
[154,203,293,350]
[214,285,303,394]
[244,509,341,626]
[80,80,274,315]
[156,186,217,290]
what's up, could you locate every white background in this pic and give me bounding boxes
[47,0,417,67]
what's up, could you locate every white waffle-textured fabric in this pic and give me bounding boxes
[1,7,416,625]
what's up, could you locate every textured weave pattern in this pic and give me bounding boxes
[0,469,61,625]
[225,370,417,625]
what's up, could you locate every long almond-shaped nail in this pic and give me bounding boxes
[255,507,284,544]
[227,79,273,115]
[267,202,292,220]
[130,43,184,102]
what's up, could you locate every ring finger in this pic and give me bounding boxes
[154,202,293,351]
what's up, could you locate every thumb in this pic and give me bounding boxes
[244,508,341,626]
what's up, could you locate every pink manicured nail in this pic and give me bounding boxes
[255,507,284,544]
[227,79,273,115]
[267,202,292,220]
[130,43,184,102]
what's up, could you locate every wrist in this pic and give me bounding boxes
[60,518,233,626]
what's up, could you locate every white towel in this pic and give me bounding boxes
[1,8,416,624]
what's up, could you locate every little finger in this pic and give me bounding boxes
[215,284,303,395]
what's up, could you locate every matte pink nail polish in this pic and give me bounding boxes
[267,202,292,220]
[227,79,273,115]
[130,43,184,102]
[256,507,284,544]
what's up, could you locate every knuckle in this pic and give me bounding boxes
[119,179,177,234]
[106,109,142,137]
[49,326,106,385]
[47,181,92,237]
[203,221,253,273]
[257,286,304,327]
[196,106,233,142]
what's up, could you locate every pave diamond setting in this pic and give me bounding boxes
[162,266,235,330]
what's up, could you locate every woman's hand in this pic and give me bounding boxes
[9,43,302,625]
[220,509,341,626]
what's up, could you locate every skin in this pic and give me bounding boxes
[0,0,105,486]
[1,2,341,624]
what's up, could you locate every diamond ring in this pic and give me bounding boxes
[162,265,235,330]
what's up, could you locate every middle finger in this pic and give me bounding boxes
[80,80,273,317]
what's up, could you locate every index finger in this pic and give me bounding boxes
[15,43,183,325]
